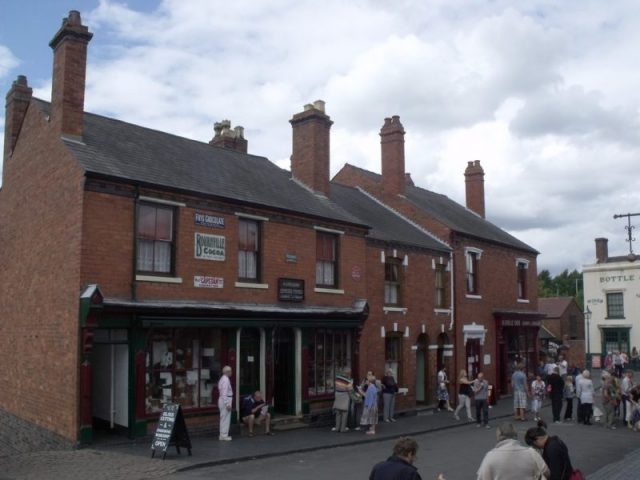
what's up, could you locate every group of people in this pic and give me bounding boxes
[332,368,399,435]
[448,368,492,428]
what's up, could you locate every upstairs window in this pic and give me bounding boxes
[238,219,260,281]
[385,335,402,383]
[606,292,624,319]
[136,203,174,274]
[517,261,528,299]
[384,259,401,305]
[316,232,338,287]
[435,263,446,308]
[466,250,480,295]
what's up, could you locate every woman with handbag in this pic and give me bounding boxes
[525,420,582,480]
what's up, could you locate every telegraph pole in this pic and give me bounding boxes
[613,212,640,255]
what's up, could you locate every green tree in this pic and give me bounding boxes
[537,269,583,310]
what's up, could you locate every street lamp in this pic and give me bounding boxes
[584,306,592,368]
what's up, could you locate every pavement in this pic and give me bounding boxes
[1,371,638,479]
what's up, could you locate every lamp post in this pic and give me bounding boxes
[584,306,592,368]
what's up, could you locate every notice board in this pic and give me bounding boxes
[151,403,192,459]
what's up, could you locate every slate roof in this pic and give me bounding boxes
[538,297,574,319]
[329,183,450,252]
[339,164,537,253]
[32,99,365,227]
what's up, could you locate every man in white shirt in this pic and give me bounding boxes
[477,422,549,480]
[558,355,568,378]
[218,365,233,441]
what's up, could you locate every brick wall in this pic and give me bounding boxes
[0,101,85,447]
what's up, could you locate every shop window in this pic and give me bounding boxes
[435,263,446,308]
[316,232,338,287]
[136,203,175,274]
[308,329,351,396]
[238,219,260,281]
[466,250,480,294]
[145,328,221,414]
[606,292,624,319]
[385,335,402,383]
[517,262,528,299]
[384,259,401,305]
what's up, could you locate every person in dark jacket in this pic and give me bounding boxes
[525,420,574,480]
[370,437,424,480]
[547,367,565,423]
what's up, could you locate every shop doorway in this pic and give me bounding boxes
[415,334,429,404]
[273,328,295,415]
[239,328,261,397]
[92,329,129,433]
[466,339,481,379]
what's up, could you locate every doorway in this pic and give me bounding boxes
[466,339,481,380]
[273,328,295,415]
[239,328,261,397]
[92,329,129,433]
[415,334,428,404]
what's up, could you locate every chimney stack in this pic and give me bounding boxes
[209,120,248,153]
[49,10,93,138]
[290,100,332,196]
[4,75,33,159]
[464,160,485,218]
[595,237,609,263]
[380,116,406,198]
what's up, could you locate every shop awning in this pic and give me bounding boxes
[102,297,369,328]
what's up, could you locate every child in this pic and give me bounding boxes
[563,376,575,422]
[531,374,546,422]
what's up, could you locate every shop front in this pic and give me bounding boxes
[79,292,367,443]
[494,310,544,395]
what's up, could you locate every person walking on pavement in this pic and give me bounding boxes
[531,374,546,422]
[620,371,634,428]
[576,370,594,425]
[473,372,490,429]
[602,375,618,429]
[437,367,454,412]
[361,374,379,435]
[562,376,575,422]
[217,365,233,441]
[547,367,564,423]
[477,422,549,480]
[454,369,474,422]
[511,364,529,421]
[525,420,575,480]
[332,368,353,433]
[382,368,399,422]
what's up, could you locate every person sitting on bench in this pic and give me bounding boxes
[240,391,273,436]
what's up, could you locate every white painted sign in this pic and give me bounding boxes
[483,354,491,365]
[194,233,225,261]
[194,276,224,288]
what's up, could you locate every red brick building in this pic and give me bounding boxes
[0,11,538,450]
[538,297,586,369]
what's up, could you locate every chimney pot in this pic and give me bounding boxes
[304,103,314,111]
[595,237,609,264]
[464,159,486,218]
[380,115,406,198]
[313,100,325,112]
[210,119,248,153]
[4,75,33,159]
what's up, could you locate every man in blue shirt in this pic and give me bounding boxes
[511,364,529,421]
[240,391,273,437]
[370,437,423,480]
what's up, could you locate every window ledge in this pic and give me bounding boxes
[136,275,183,284]
[517,299,530,304]
[314,287,345,295]
[465,294,482,300]
[605,317,626,320]
[434,308,451,315]
[383,307,408,314]
[235,282,269,289]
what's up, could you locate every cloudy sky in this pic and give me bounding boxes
[2,0,639,275]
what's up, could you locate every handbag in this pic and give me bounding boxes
[350,390,363,404]
[569,469,584,480]
[546,384,552,393]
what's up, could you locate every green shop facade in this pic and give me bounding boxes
[79,286,368,443]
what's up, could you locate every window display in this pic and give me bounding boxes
[307,329,351,397]
[145,328,221,414]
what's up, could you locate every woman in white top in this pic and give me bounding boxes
[576,370,594,425]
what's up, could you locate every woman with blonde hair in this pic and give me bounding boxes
[453,369,473,421]
[576,370,594,425]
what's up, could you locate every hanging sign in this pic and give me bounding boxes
[151,403,192,460]
[194,233,225,261]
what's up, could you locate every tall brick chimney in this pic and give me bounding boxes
[209,120,248,153]
[380,116,406,198]
[49,10,93,138]
[464,160,485,218]
[4,75,33,159]
[595,237,609,263]
[290,100,332,196]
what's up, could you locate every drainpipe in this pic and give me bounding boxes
[110,343,115,429]
[448,251,455,332]
[131,186,140,300]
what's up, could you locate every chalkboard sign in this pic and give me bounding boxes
[278,278,305,302]
[151,403,192,459]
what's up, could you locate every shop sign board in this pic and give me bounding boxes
[194,276,224,288]
[194,233,225,261]
[278,278,305,302]
[151,403,192,460]
[194,212,225,229]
